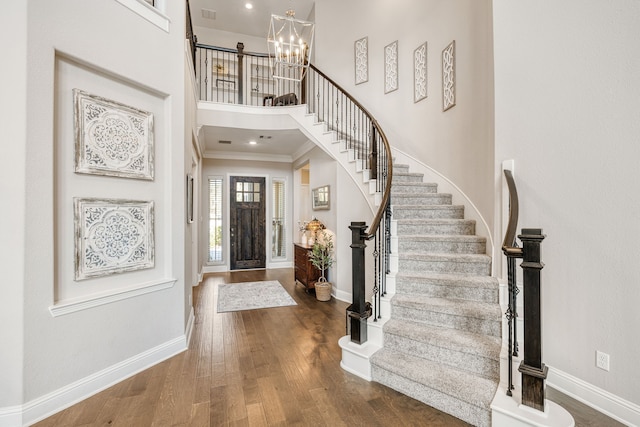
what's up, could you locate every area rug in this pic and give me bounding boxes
[217,280,297,313]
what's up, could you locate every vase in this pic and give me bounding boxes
[301,233,307,245]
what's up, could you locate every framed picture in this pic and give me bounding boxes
[354,37,369,85]
[442,40,456,111]
[74,198,155,281]
[312,185,330,210]
[215,78,235,90]
[384,40,398,94]
[187,174,194,224]
[74,89,154,180]
[414,42,428,103]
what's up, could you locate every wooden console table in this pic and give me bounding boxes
[293,243,321,291]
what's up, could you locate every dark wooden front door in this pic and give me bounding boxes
[230,176,266,270]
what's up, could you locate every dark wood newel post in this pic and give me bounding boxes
[236,42,244,105]
[348,222,370,344]
[518,228,548,411]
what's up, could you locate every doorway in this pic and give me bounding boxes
[230,176,266,270]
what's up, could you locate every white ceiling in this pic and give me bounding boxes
[189,0,315,40]
[190,0,316,159]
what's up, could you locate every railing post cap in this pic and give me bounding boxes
[519,228,546,240]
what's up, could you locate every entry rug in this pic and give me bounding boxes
[217,280,297,313]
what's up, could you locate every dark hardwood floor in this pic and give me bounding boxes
[34,268,624,426]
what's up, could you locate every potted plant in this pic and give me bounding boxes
[308,230,335,301]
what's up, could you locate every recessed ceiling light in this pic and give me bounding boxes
[245,3,253,9]
[249,140,257,145]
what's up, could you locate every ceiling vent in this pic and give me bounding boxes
[218,140,232,144]
[201,8,216,20]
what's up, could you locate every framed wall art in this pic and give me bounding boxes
[354,37,369,85]
[384,40,398,94]
[414,42,428,103]
[74,197,155,280]
[74,88,154,180]
[442,40,456,111]
[312,185,330,210]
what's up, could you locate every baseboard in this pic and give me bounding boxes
[334,288,352,303]
[1,336,187,427]
[185,306,195,348]
[547,366,640,426]
[202,265,228,273]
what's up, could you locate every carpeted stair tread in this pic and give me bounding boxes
[384,319,501,358]
[396,219,476,236]
[399,252,492,263]
[392,205,465,219]
[394,273,498,303]
[398,234,486,245]
[392,193,452,205]
[371,348,497,426]
[392,182,438,194]
[396,272,498,290]
[392,294,501,322]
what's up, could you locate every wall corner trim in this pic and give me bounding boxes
[49,278,177,317]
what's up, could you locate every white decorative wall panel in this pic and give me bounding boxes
[74,89,154,180]
[442,40,456,111]
[354,37,369,85]
[384,41,399,94]
[414,42,427,103]
[74,198,155,280]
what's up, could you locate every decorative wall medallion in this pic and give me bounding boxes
[442,40,456,111]
[354,37,369,85]
[74,89,154,180]
[384,41,399,94]
[414,42,428,103]
[74,198,155,280]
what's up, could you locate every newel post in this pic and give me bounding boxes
[236,42,244,104]
[348,222,369,344]
[518,228,548,411]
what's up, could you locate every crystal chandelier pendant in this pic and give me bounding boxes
[267,9,314,82]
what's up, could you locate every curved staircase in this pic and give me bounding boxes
[370,163,501,427]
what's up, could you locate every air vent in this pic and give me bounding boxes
[218,140,232,144]
[201,8,216,20]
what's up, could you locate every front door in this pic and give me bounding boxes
[230,176,266,270]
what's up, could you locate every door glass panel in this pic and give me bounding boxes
[236,193,242,202]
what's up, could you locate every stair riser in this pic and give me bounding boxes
[395,280,498,303]
[399,258,491,276]
[391,184,438,195]
[398,239,486,254]
[391,304,501,337]
[383,333,500,380]
[371,367,491,427]
[392,207,464,219]
[392,195,452,205]
[392,174,424,183]
[393,165,410,173]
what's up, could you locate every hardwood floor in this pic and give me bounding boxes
[34,269,624,426]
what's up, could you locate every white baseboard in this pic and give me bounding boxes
[0,336,188,427]
[185,307,195,348]
[334,288,352,303]
[547,367,640,426]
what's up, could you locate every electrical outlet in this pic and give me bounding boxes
[596,351,610,371]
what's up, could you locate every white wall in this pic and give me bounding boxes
[314,0,495,235]
[194,26,267,53]
[0,0,189,422]
[0,1,27,409]
[493,0,640,413]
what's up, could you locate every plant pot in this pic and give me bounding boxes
[315,279,332,302]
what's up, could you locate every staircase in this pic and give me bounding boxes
[370,163,501,427]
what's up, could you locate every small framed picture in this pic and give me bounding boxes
[312,185,330,210]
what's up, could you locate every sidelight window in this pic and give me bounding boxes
[209,176,223,263]
[272,179,286,259]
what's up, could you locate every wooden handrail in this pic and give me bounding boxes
[308,63,393,239]
[502,169,522,257]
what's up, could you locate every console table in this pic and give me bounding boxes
[293,243,321,291]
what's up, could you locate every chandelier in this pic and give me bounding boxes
[267,9,315,82]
